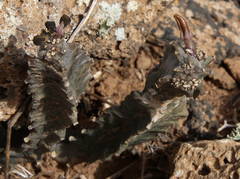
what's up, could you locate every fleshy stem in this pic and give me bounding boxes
[67,0,98,43]
[174,14,195,54]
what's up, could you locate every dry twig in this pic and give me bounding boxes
[106,160,137,179]
[9,164,33,178]
[141,153,146,179]
[67,0,98,43]
[5,98,30,179]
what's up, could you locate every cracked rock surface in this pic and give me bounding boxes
[170,139,240,179]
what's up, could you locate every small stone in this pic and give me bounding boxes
[81,129,87,134]
[185,9,194,18]
[24,137,30,143]
[69,136,77,141]
[51,51,56,56]
[103,102,111,110]
[52,39,56,44]
[73,121,79,126]
[51,151,57,158]
[93,71,102,79]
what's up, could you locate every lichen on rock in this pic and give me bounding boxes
[170,140,240,178]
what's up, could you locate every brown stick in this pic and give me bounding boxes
[5,98,30,179]
[141,153,146,179]
[106,160,137,179]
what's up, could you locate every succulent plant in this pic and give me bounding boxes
[0,14,211,166]
[51,14,212,163]
[23,17,92,154]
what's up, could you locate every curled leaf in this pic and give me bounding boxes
[174,14,195,55]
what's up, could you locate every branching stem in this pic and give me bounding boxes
[5,98,30,179]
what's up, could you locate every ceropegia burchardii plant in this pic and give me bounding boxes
[52,14,212,163]
[23,15,92,153]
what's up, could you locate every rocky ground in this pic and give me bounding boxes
[1,0,240,178]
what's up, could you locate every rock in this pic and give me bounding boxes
[170,139,240,179]
[224,57,240,82]
[209,67,236,90]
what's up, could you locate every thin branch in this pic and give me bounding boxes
[9,164,33,178]
[67,0,98,43]
[5,98,30,179]
[106,160,137,179]
[141,153,146,179]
